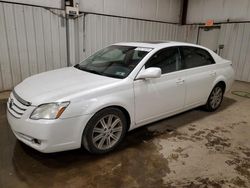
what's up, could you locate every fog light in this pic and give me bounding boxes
[33,139,41,145]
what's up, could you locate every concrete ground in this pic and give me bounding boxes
[0,81,250,188]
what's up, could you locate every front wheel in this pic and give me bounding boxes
[82,108,127,154]
[205,84,224,111]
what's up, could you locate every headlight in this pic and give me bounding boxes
[30,102,70,120]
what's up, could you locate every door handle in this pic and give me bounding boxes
[209,71,216,76]
[176,79,185,85]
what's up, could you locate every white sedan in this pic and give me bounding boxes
[7,41,234,154]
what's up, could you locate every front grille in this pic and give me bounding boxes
[7,90,31,118]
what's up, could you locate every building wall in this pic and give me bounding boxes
[187,0,250,24]
[218,23,250,82]
[0,0,62,9]
[1,0,182,23]
[176,24,199,44]
[0,1,250,91]
[79,0,182,23]
[0,2,67,91]
[0,1,182,91]
[180,23,250,82]
[81,14,181,61]
[186,0,250,82]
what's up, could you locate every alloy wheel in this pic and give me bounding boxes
[210,87,223,109]
[92,114,123,150]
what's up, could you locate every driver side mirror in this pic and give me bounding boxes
[136,67,161,79]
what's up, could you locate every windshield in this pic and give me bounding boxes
[74,45,152,79]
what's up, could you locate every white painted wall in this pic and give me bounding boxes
[0,2,67,91]
[0,0,62,9]
[1,0,182,23]
[79,0,182,23]
[218,23,250,82]
[73,14,181,65]
[0,1,182,91]
[1,1,250,91]
[180,23,250,82]
[187,0,250,24]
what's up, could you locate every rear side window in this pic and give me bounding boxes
[145,47,181,74]
[180,46,215,69]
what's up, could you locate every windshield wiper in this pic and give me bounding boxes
[74,65,103,76]
[74,64,123,79]
[84,69,103,75]
[102,73,123,79]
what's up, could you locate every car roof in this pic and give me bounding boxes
[114,41,205,49]
[114,40,223,63]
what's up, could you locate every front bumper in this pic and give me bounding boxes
[7,108,91,153]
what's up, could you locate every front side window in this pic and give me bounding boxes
[75,45,151,79]
[180,46,215,69]
[145,47,181,74]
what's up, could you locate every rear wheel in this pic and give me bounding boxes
[205,84,224,111]
[82,108,127,154]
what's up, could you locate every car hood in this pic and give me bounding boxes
[14,67,120,105]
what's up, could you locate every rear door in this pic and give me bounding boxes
[179,46,217,107]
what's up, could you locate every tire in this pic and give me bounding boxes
[205,84,224,112]
[82,107,127,154]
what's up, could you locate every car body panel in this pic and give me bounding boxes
[183,64,217,107]
[134,68,186,127]
[14,67,121,106]
[7,41,235,153]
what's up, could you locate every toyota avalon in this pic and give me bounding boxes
[7,41,234,154]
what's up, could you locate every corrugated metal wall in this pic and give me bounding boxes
[180,23,250,82]
[1,0,182,23]
[187,0,250,24]
[79,14,181,61]
[79,0,181,23]
[0,0,62,9]
[72,15,85,65]
[0,2,67,91]
[0,2,184,91]
[218,23,250,82]
[185,0,250,82]
[177,25,199,43]
[1,1,250,92]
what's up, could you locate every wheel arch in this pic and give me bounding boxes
[205,77,227,104]
[212,76,227,93]
[216,81,226,93]
[87,104,132,131]
[81,105,132,153]
[205,79,226,112]
[97,105,131,131]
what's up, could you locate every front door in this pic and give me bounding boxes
[133,47,186,126]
